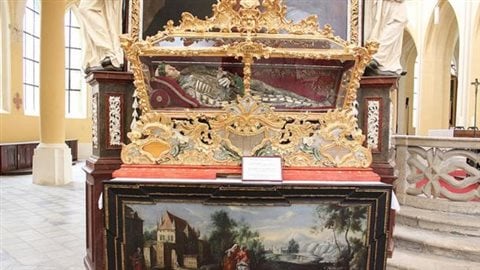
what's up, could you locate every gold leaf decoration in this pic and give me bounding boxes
[122,96,371,167]
[121,0,374,168]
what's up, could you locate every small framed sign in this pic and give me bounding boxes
[242,156,283,182]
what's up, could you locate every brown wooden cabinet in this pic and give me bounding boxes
[0,139,78,175]
[0,145,17,173]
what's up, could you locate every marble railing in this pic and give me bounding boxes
[393,135,480,202]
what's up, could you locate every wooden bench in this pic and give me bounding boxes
[0,139,77,175]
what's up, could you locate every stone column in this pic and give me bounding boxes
[32,0,72,185]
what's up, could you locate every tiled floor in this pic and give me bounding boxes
[0,162,86,270]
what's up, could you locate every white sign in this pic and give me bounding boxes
[242,156,283,182]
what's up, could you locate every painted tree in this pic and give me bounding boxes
[287,238,300,253]
[208,210,237,262]
[311,204,367,269]
[234,221,266,267]
[143,228,156,242]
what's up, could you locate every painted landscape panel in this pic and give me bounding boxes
[104,182,391,270]
[124,203,368,270]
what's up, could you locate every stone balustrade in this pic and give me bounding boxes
[393,135,480,202]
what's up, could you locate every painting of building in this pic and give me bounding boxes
[154,211,209,269]
[126,202,370,270]
[125,206,144,270]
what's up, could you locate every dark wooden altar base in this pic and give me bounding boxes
[113,164,381,181]
[84,156,123,270]
[84,74,399,269]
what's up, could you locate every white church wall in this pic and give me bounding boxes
[402,0,478,133]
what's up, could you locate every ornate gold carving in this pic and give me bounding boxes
[129,0,140,42]
[343,41,379,108]
[350,0,360,44]
[121,0,375,168]
[122,96,372,167]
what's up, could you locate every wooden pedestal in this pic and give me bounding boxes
[83,71,134,270]
[359,75,399,185]
[359,75,400,257]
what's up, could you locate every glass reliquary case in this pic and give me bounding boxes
[120,0,379,168]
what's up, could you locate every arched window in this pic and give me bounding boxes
[23,2,86,117]
[65,8,85,118]
[412,56,420,131]
[0,1,10,113]
[23,0,41,115]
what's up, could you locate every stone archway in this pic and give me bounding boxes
[418,0,459,135]
[397,29,418,135]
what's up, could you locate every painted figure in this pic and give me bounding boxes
[154,63,325,108]
[235,246,250,270]
[76,0,124,73]
[365,0,408,75]
[129,247,144,270]
[223,244,240,270]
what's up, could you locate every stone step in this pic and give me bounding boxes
[398,194,480,215]
[396,205,480,236]
[387,249,480,270]
[394,224,480,262]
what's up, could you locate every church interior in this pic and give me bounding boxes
[1,0,479,269]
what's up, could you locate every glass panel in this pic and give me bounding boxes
[24,11,33,34]
[24,85,34,112]
[64,10,70,25]
[65,48,70,67]
[33,0,40,13]
[33,37,40,61]
[141,55,351,112]
[34,62,40,85]
[70,49,82,68]
[34,13,40,36]
[155,35,344,51]
[25,0,33,8]
[70,70,82,87]
[142,0,217,39]
[33,86,39,112]
[143,56,239,109]
[249,58,342,111]
[65,26,70,45]
[23,84,30,109]
[65,69,70,89]
[284,0,348,40]
[70,28,82,48]
[70,12,79,27]
[68,90,82,115]
[24,36,33,59]
[24,61,34,84]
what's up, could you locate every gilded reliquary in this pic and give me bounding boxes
[120,0,378,167]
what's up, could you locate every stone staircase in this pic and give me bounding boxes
[387,196,480,270]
